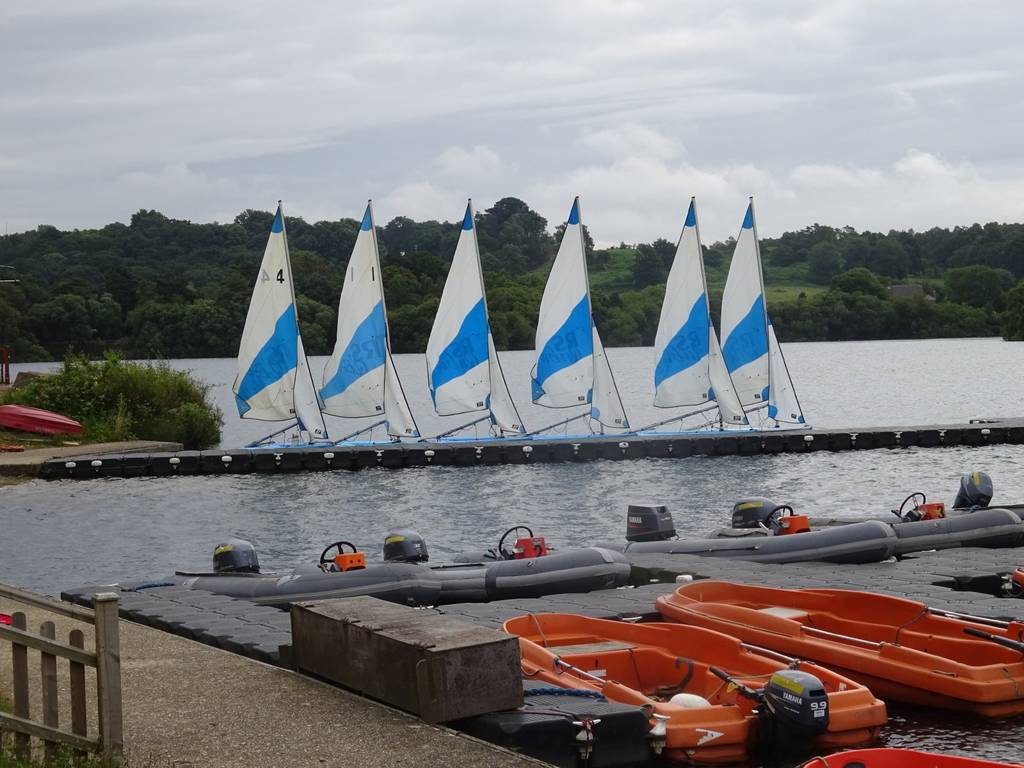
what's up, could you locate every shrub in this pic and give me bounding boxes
[0,354,222,449]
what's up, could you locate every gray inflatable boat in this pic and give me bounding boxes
[115,528,630,608]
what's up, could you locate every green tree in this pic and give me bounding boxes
[831,268,886,298]
[25,294,93,348]
[633,239,675,288]
[944,265,1016,310]
[1003,282,1024,341]
[807,241,843,285]
[871,238,909,277]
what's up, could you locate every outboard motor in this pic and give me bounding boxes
[626,504,676,542]
[732,498,777,529]
[954,471,993,510]
[213,539,260,574]
[710,665,828,756]
[761,669,830,749]
[382,530,429,563]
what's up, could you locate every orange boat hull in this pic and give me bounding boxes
[504,613,886,765]
[803,747,1024,767]
[657,581,1024,716]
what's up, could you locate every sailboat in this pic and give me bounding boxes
[530,197,630,433]
[644,198,749,431]
[424,200,526,438]
[720,198,807,427]
[319,202,420,441]
[234,202,330,445]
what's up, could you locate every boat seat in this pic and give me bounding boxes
[553,640,636,655]
[757,607,809,621]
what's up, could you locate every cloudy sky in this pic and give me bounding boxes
[3,0,1023,244]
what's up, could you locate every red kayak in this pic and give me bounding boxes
[0,405,83,435]
[803,748,1023,767]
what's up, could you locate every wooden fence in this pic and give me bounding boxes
[0,584,123,761]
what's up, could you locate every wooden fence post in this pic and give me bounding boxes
[93,593,123,762]
[69,628,88,760]
[39,621,59,763]
[10,611,30,760]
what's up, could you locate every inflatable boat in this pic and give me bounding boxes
[657,581,1024,716]
[120,527,631,608]
[504,613,886,765]
[622,513,898,564]
[618,474,1024,565]
[802,748,1023,768]
[718,501,1024,555]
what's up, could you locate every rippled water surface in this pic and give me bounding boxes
[5,338,1024,763]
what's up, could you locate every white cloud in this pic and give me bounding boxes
[581,124,681,162]
[378,181,461,223]
[1,0,1024,242]
[790,164,884,189]
[433,145,503,179]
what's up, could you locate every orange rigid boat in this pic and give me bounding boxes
[658,581,1024,716]
[504,613,886,765]
[802,748,1024,767]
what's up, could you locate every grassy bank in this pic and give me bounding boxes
[0,355,222,450]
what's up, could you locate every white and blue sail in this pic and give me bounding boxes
[720,200,771,408]
[426,201,524,434]
[532,197,629,429]
[767,320,806,424]
[320,202,419,438]
[233,203,329,440]
[590,325,630,429]
[653,199,747,425]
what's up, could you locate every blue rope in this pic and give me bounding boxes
[127,581,176,591]
[524,687,606,701]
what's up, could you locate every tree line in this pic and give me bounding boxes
[1,197,1023,362]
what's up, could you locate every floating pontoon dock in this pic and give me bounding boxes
[38,416,1024,479]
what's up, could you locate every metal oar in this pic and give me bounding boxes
[963,626,1024,654]
[929,607,1011,629]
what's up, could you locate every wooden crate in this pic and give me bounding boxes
[291,596,522,723]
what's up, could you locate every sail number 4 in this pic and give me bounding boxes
[260,269,287,284]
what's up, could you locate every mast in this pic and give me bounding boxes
[279,201,329,441]
[720,198,771,407]
[233,200,328,442]
[368,200,420,438]
[468,198,526,434]
[644,197,745,431]
[748,196,772,409]
[531,196,595,410]
[319,201,418,439]
[578,198,629,430]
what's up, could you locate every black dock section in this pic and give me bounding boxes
[61,546,1024,669]
[39,416,1024,479]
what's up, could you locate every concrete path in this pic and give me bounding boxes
[0,589,537,767]
[0,440,181,477]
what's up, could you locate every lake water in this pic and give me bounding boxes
[5,338,1024,763]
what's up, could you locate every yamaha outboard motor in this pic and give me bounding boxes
[761,669,830,749]
[626,504,676,542]
[382,530,429,563]
[732,498,777,529]
[954,471,993,510]
[212,539,260,574]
